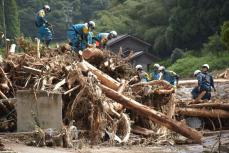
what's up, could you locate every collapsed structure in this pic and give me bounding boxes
[0,37,229,149]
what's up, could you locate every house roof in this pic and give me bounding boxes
[129,51,160,61]
[107,34,152,47]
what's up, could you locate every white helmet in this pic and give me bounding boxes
[43,5,51,13]
[110,31,117,38]
[158,66,165,71]
[135,65,143,70]
[194,70,201,76]
[88,21,95,29]
[202,64,209,69]
[153,63,160,69]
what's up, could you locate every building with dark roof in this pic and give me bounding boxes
[107,34,159,70]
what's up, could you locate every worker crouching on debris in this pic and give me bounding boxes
[93,31,118,49]
[35,5,52,47]
[67,21,95,51]
[191,69,211,103]
[201,64,216,92]
[80,31,95,50]
[158,66,179,87]
[150,63,160,80]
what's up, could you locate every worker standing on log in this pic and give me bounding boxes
[93,31,118,49]
[150,63,160,80]
[35,5,52,47]
[158,66,179,87]
[67,21,96,51]
[191,69,212,103]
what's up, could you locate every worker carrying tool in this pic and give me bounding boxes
[35,5,52,47]
[158,66,179,87]
[93,31,117,49]
[150,63,160,80]
[67,21,95,51]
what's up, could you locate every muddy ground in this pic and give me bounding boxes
[2,131,229,153]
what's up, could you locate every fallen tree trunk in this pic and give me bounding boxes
[82,48,104,60]
[100,84,202,144]
[178,79,229,86]
[79,60,121,90]
[187,103,229,110]
[177,108,229,118]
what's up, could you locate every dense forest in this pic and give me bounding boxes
[1,0,229,76]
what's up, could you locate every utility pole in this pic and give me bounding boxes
[2,0,6,39]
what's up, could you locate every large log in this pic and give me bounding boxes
[79,60,121,90]
[82,48,104,60]
[100,84,202,144]
[177,108,229,118]
[178,79,229,86]
[187,103,229,110]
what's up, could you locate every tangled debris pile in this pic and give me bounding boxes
[4,37,229,148]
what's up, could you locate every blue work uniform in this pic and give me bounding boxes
[138,71,150,82]
[191,72,212,100]
[67,24,90,51]
[80,32,94,50]
[94,33,110,49]
[35,9,52,44]
[160,70,179,86]
[150,70,160,80]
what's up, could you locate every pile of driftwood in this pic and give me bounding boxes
[0,38,204,147]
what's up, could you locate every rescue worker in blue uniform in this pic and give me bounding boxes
[35,5,52,47]
[135,65,150,82]
[201,64,216,93]
[80,31,95,50]
[150,63,160,80]
[158,66,179,87]
[67,21,95,51]
[94,31,117,49]
[191,67,213,103]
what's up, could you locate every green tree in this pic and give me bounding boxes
[5,0,20,39]
[0,0,4,32]
[221,21,229,50]
[170,48,184,63]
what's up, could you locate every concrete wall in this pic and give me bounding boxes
[108,37,150,53]
[16,90,62,132]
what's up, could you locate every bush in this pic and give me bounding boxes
[170,48,184,63]
[168,53,229,78]
[203,34,226,55]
